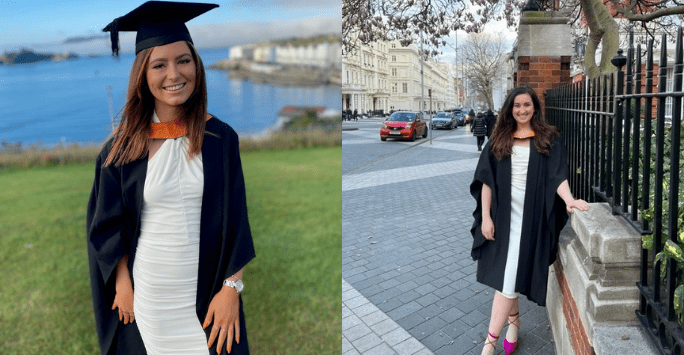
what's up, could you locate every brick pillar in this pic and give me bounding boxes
[514,11,574,111]
[516,55,571,109]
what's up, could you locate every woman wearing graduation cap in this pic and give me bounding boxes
[87,2,255,354]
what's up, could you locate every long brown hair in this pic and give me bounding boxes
[489,86,558,160]
[104,41,207,166]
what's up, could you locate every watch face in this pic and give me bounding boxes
[236,280,244,292]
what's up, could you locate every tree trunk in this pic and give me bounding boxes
[485,86,494,111]
[579,0,619,78]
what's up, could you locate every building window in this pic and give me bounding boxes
[392,68,397,76]
[403,83,408,93]
[392,43,396,48]
[393,83,398,93]
[392,55,396,62]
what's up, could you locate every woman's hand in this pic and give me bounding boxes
[203,286,240,354]
[112,278,135,324]
[112,254,135,324]
[557,181,589,213]
[482,216,495,241]
[566,199,589,213]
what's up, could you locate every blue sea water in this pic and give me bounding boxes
[0,47,340,145]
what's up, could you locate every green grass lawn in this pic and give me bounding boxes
[0,146,341,354]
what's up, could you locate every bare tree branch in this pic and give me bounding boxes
[461,32,508,110]
[615,4,684,21]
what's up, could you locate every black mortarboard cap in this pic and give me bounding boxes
[103,1,218,56]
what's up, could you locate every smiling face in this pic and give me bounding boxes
[145,41,196,116]
[511,93,534,128]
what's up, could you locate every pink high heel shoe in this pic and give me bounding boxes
[504,312,519,355]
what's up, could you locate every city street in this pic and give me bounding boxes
[342,117,555,355]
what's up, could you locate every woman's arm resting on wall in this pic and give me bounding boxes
[556,180,589,213]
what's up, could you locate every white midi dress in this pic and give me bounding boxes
[501,145,529,297]
[132,112,209,355]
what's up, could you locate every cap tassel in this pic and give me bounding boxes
[109,17,120,57]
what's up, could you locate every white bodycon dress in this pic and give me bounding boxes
[132,112,209,355]
[501,145,529,297]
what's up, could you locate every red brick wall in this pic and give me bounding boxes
[554,259,596,355]
[516,56,572,110]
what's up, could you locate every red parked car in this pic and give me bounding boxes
[380,111,428,142]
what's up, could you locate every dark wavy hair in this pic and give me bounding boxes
[104,41,207,167]
[488,86,559,160]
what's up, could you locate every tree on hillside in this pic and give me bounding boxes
[343,0,684,78]
[461,32,508,110]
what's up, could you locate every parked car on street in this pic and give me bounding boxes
[452,109,466,126]
[431,111,457,130]
[380,111,428,142]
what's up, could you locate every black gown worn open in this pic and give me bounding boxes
[469,137,569,306]
[87,117,256,355]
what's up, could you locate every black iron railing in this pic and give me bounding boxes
[546,28,684,354]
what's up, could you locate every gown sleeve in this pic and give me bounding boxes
[220,125,256,281]
[470,142,497,259]
[545,136,570,265]
[86,140,128,354]
[547,137,569,192]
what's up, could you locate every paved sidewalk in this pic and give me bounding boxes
[342,121,555,355]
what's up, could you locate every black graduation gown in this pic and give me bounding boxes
[469,137,568,306]
[87,117,256,355]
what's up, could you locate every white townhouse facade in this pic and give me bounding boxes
[433,62,454,110]
[275,41,342,69]
[341,40,391,114]
[386,41,450,112]
[342,39,451,114]
[230,39,342,70]
[229,44,255,61]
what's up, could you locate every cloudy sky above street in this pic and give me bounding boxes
[436,19,518,64]
[0,0,341,54]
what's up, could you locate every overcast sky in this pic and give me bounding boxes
[435,19,518,64]
[0,0,341,54]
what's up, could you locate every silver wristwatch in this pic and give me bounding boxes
[223,278,244,293]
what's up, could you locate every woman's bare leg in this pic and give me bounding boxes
[505,296,520,343]
[481,292,517,355]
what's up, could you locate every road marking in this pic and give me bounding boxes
[342,158,480,191]
[419,141,480,153]
[343,138,379,145]
[344,129,378,137]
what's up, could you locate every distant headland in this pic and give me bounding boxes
[0,49,78,65]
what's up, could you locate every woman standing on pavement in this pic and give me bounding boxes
[469,87,588,355]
